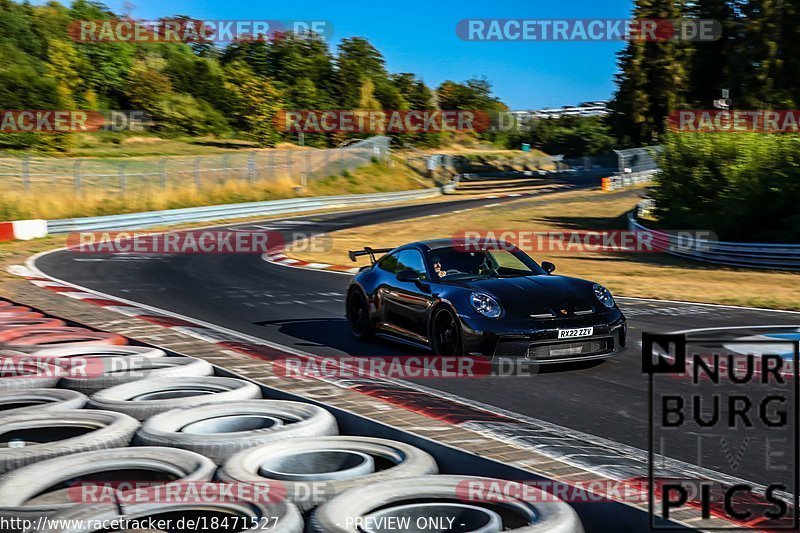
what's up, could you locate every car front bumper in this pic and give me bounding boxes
[458,310,627,364]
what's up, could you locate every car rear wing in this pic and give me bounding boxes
[348,247,393,264]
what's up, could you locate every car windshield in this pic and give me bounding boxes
[427,246,546,280]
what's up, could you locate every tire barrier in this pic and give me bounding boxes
[218,436,439,511]
[0,317,66,329]
[0,305,43,316]
[30,501,304,533]
[0,327,128,352]
[29,345,166,365]
[59,356,214,395]
[0,299,594,530]
[0,388,86,414]
[308,475,584,533]
[136,400,339,464]
[0,355,62,390]
[88,377,262,421]
[0,409,140,474]
[0,446,216,529]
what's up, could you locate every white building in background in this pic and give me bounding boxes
[511,101,609,122]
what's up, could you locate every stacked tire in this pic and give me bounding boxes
[0,298,584,533]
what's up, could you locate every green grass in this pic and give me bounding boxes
[308,159,433,196]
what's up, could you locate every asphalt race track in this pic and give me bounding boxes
[35,181,800,487]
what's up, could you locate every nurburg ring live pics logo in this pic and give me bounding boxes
[643,331,799,529]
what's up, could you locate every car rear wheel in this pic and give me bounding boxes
[431,307,462,356]
[346,289,373,339]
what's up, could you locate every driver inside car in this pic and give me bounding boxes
[432,256,449,278]
[433,252,497,279]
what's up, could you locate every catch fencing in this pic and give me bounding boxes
[0,137,391,196]
[602,146,663,191]
[614,146,663,174]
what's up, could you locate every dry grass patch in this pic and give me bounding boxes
[0,160,433,220]
[290,188,800,311]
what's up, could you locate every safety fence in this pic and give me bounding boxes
[0,137,391,196]
[402,147,559,185]
[628,207,800,271]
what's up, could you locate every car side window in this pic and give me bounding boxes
[377,252,399,273]
[380,250,427,280]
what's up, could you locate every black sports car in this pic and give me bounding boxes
[345,239,627,364]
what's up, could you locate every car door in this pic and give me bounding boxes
[378,249,433,342]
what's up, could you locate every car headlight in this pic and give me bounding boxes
[470,292,503,318]
[593,284,615,308]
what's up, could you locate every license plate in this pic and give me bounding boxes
[558,327,593,339]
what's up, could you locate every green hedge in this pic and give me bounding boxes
[652,133,800,243]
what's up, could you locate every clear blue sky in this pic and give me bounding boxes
[65,0,635,109]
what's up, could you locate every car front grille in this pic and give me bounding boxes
[527,338,613,360]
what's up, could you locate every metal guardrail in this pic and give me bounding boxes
[48,188,442,233]
[628,208,800,271]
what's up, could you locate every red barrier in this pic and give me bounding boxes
[0,311,45,319]
[0,317,67,330]
[0,223,13,242]
[0,326,128,348]
[0,306,40,315]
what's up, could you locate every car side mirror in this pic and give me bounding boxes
[541,261,556,274]
[396,270,420,282]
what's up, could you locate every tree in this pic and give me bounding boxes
[684,0,738,107]
[336,37,388,108]
[610,0,688,144]
[436,77,503,111]
[265,32,337,107]
[391,73,435,109]
[224,61,283,146]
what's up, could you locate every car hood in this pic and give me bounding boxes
[464,275,601,317]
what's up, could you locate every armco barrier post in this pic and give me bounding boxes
[303,151,311,187]
[194,157,201,190]
[74,160,82,195]
[21,157,30,191]
[159,158,167,188]
[248,152,256,184]
[268,150,275,182]
[119,162,127,195]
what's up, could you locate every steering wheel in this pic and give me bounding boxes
[477,257,499,277]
